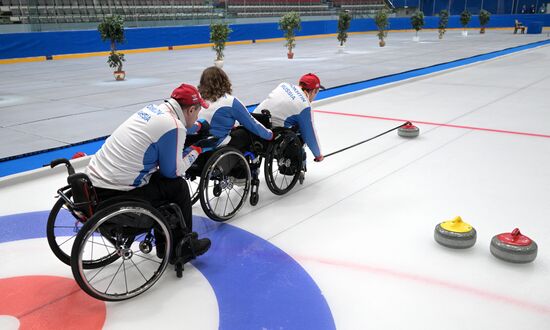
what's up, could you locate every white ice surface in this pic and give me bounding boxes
[1,44,549,330]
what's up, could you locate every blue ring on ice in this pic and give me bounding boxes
[0,211,335,330]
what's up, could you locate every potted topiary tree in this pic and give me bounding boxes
[410,11,424,42]
[337,10,352,52]
[107,51,125,81]
[210,22,232,68]
[438,9,449,39]
[374,8,389,47]
[460,9,471,36]
[98,15,126,81]
[279,12,301,59]
[479,9,491,34]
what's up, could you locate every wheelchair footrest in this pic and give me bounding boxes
[170,231,200,268]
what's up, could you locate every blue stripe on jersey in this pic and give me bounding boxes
[156,129,179,178]
[284,107,321,157]
[210,106,236,138]
[232,98,272,140]
[132,143,157,187]
[208,98,272,140]
[284,114,300,128]
[132,128,179,186]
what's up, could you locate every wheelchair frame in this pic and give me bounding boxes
[47,158,198,301]
[184,112,307,222]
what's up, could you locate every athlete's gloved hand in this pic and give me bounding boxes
[188,119,210,135]
[314,155,324,162]
[191,136,219,154]
[195,119,210,135]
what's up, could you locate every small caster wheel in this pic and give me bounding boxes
[299,172,305,185]
[213,184,222,197]
[139,241,152,254]
[250,192,259,206]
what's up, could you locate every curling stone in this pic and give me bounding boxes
[490,228,537,263]
[434,216,477,249]
[398,122,420,138]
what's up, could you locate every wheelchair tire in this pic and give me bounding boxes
[199,147,251,222]
[47,192,118,269]
[71,201,172,301]
[264,133,303,195]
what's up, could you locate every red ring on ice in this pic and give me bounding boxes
[0,276,106,330]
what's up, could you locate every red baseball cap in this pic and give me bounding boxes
[299,73,325,90]
[171,83,209,108]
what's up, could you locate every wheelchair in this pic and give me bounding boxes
[184,110,306,222]
[47,158,197,301]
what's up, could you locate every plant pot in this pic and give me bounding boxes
[412,36,420,42]
[462,30,468,37]
[480,27,486,34]
[113,71,125,81]
[337,45,345,53]
[379,39,386,47]
[214,59,224,68]
[287,52,294,59]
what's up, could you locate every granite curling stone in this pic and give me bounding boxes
[490,228,537,263]
[434,216,477,249]
[398,122,420,138]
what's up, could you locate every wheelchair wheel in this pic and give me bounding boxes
[199,147,251,222]
[71,201,172,301]
[47,192,118,269]
[264,133,303,195]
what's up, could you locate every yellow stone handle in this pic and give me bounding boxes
[441,216,473,233]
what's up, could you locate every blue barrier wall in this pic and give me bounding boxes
[1,14,549,60]
[392,0,548,15]
[383,13,549,29]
